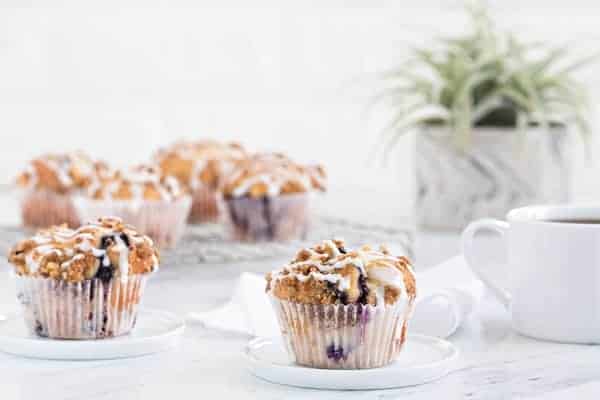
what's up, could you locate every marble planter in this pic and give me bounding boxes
[416,125,574,230]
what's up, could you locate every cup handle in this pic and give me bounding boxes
[461,218,511,308]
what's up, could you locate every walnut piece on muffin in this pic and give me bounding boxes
[221,152,327,199]
[154,140,247,190]
[16,152,110,194]
[87,164,187,202]
[7,216,159,283]
[266,239,415,306]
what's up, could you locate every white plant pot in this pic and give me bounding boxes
[416,125,574,231]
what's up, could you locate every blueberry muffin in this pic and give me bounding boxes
[15,152,110,228]
[220,152,326,242]
[267,239,416,369]
[7,217,159,339]
[74,165,191,248]
[154,140,247,223]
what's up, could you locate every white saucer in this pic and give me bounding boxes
[0,309,185,360]
[244,334,458,390]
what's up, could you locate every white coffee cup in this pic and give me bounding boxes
[462,204,600,344]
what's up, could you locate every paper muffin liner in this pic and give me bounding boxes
[19,188,81,229]
[222,193,311,242]
[270,296,414,369]
[14,274,148,340]
[74,196,191,249]
[188,185,221,224]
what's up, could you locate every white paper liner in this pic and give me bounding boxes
[14,275,148,340]
[271,297,413,369]
[18,188,81,228]
[189,185,221,224]
[73,196,191,248]
[222,193,311,242]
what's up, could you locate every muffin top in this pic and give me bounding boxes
[16,152,110,194]
[7,217,159,283]
[266,239,416,306]
[154,140,246,190]
[87,165,186,202]
[221,152,327,198]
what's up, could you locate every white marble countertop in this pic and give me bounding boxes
[0,193,598,399]
[0,233,598,400]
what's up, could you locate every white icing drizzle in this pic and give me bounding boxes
[223,152,320,198]
[47,158,73,187]
[26,245,63,274]
[114,234,130,282]
[163,176,182,196]
[228,164,312,198]
[76,239,106,258]
[14,217,157,279]
[269,240,413,301]
[17,152,100,191]
[368,264,407,294]
[25,253,39,274]
[154,140,245,189]
[61,253,85,269]
[294,271,351,290]
[31,235,52,245]
[90,165,184,202]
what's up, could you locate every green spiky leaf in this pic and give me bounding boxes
[375,0,595,154]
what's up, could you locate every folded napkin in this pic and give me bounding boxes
[189,255,483,339]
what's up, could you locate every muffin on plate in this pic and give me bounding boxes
[7,217,159,339]
[266,239,416,369]
[15,152,110,228]
[74,165,191,248]
[154,140,246,223]
[220,152,326,242]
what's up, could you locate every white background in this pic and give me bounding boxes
[1,0,600,217]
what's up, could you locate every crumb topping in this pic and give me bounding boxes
[7,217,159,283]
[16,152,110,194]
[221,152,327,198]
[87,165,186,202]
[154,140,246,190]
[266,239,415,306]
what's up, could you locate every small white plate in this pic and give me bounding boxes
[0,309,185,360]
[244,334,458,390]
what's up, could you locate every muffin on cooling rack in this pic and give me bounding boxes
[154,140,246,223]
[220,152,326,242]
[266,239,416,369]
[15,152,110,228]
[73,165,191,248]
[7,217,159,340]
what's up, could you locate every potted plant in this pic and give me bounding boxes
[376,2,595,230]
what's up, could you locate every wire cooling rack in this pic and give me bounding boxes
[0,216,413,264]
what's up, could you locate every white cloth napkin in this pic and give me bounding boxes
[189,255,483,339]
